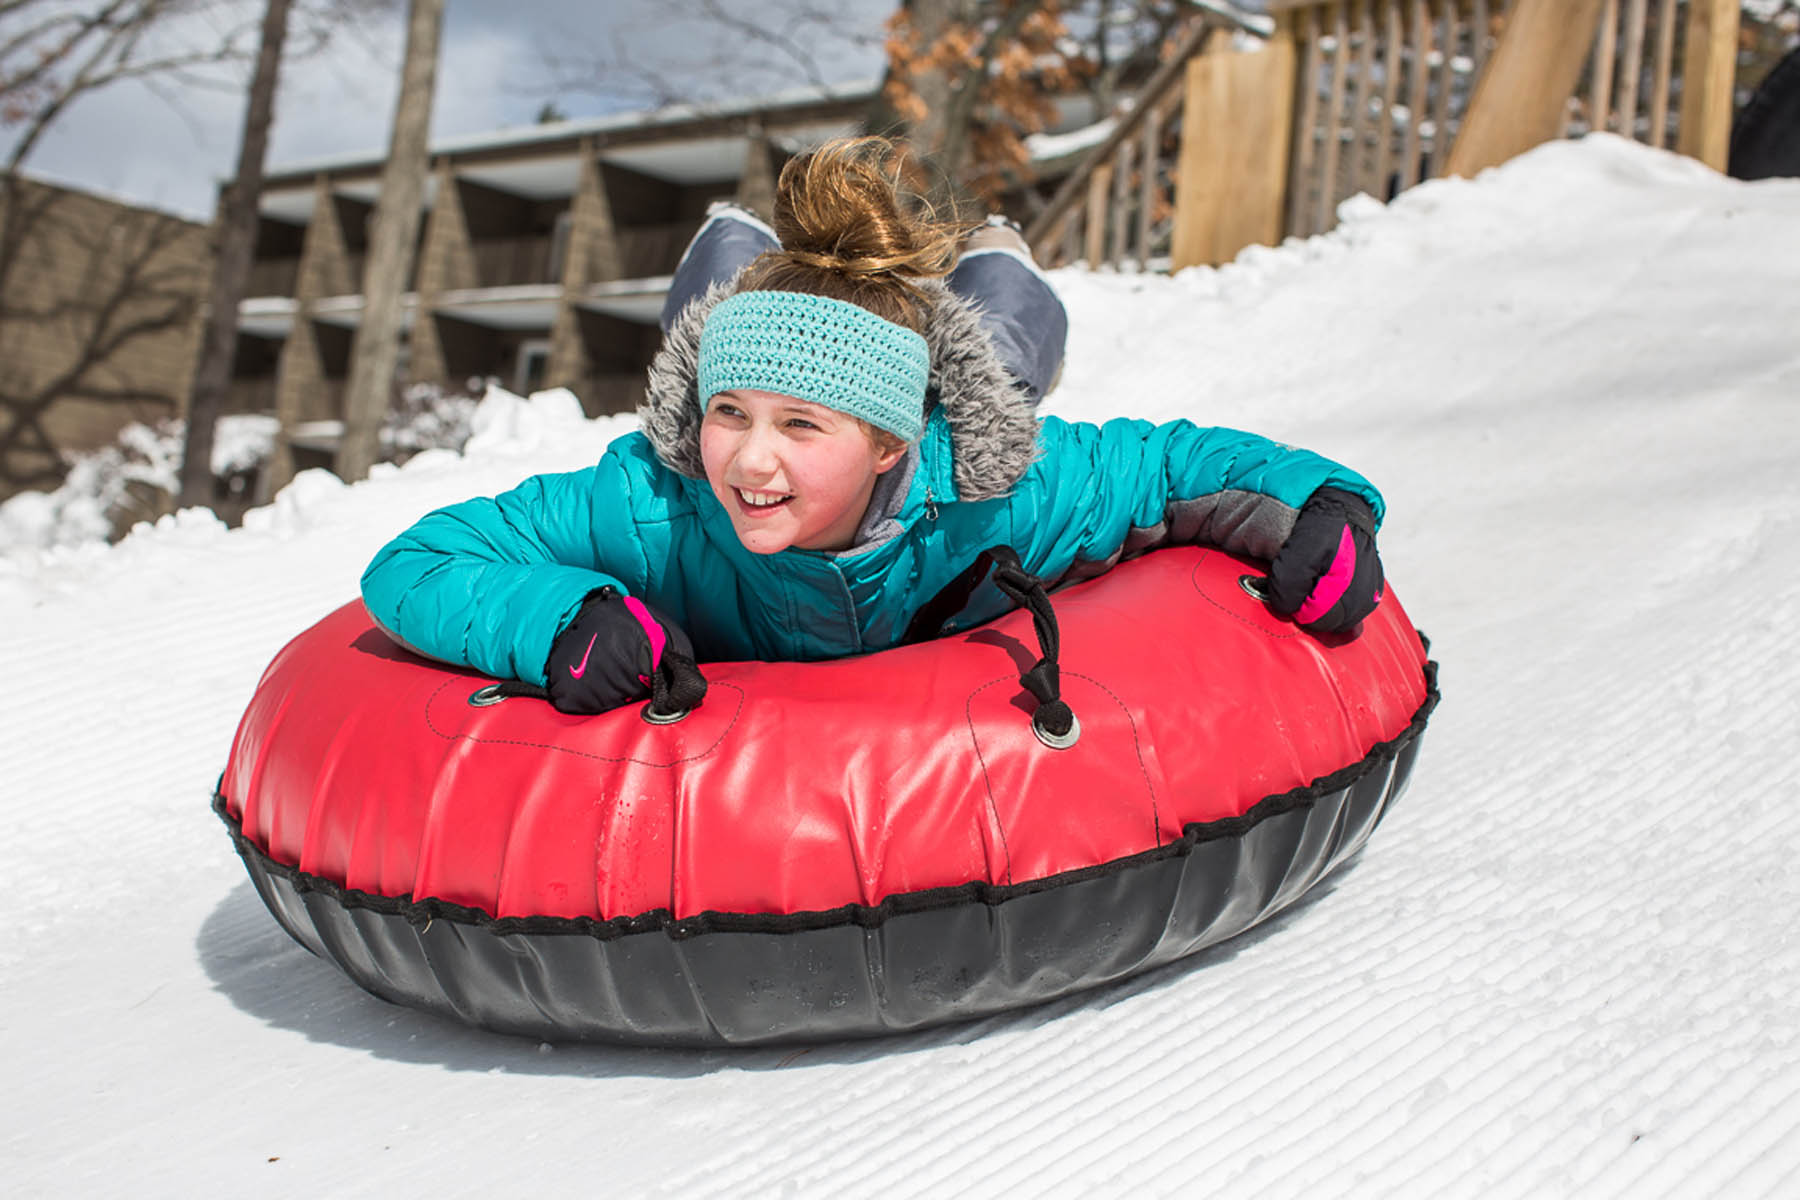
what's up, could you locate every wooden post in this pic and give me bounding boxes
[1374,1,1403,198]
[1647,0,1678,149]
[1676,0,1739,170]
[1470,0,1493,84]
[1400,0,1429,190]
[1316,1,1349,232]
[1443,0,1607,178]
[1287,8,1323,236]
[1591,0,1619,134]
[1348,0,1376,198]
[1084,163,1112,267]
[1615,0,1648,141]
[1428,0,1456,177]
[1134,100,1162,266]
[1171,19,1297,269]
[1108,140,1133,268]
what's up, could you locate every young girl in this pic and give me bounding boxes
[361,138,1385,715]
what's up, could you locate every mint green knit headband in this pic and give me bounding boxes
[697,290,930,443]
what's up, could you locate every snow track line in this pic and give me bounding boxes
[5,138,1800,1198]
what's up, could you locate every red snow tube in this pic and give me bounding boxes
[215,546,1437,1045]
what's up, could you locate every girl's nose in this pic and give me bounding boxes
[735,423,781,476]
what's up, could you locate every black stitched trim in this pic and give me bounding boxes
[216,652,1438,944]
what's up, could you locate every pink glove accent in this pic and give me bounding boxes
[622,595,667,686]
[1294,526,1357,625]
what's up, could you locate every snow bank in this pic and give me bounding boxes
[2,136,1797,1197]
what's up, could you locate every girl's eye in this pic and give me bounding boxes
[708,404,743,421]
[786,418,818,431]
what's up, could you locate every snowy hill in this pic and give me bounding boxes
[3,134,1796,1197]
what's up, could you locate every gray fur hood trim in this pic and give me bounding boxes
[639,275,1041,502]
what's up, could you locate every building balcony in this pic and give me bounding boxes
[619,219,705,280]
[473,235,558,288]
[245,256,301,299]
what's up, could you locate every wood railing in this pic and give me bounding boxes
[1025,12,1254,270]
[1281,0,1507,239]
[1574,0,1740,165]
[617,219,705,280]
[1031,0,1741,272]
[472,235,556,289]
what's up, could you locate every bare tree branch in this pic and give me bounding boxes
[0,192,199,491]
[2,0,375,174]
[533,0,890,113]
[693,0,832,90]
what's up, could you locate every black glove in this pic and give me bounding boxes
[544,587,700,715]
[1265,487,1384,635]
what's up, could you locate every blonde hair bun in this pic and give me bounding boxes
[740,137,969,332]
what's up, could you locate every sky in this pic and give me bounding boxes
[6,0,895,221]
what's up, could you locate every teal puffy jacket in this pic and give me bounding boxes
[362,282,1381,685]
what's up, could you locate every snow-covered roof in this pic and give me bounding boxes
[8,167,207,226]
[263,78,881,184]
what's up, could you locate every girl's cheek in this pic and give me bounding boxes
[702,433,730,489]
[699,425,730,477]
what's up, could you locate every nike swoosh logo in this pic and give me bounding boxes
[568,633,598,680]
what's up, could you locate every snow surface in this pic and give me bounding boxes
[0,414,277,555]
[3,134,1797,1197]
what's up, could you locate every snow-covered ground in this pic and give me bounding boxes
[3,134,1796,1197]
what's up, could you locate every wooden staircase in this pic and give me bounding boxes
[1027,0,1743,272]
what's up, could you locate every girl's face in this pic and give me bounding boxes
[700,389,907,554]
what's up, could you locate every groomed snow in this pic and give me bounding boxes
[2,134,1796,1197]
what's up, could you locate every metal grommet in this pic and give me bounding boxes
[641,702,692,726]
[468,685,507,707]
[1239,573,1271,602]
[1032,710,1081,750]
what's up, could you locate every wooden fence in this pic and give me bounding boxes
[1283,0,1505,239]
[1023,15,1229,273]
[1028,0,1742,271]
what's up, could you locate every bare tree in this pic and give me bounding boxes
[536,0,892,113]
[333,0,440,484]
[2,2,261,177]
[0,178,204,494]
[876,1,1199,206]
[875,0,1060,207]
[0,0,368,508]
[177,0,291,507]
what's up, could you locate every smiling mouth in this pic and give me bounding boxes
[733,487,793,512]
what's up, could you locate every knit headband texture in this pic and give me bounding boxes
[696,290,930,443]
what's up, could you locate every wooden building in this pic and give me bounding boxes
[0,176,208,501]
[232,83,874,473]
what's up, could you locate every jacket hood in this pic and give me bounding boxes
[640,274,1041,503]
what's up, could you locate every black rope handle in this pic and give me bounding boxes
[984,545,1078,745]
[648,650,708,720]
